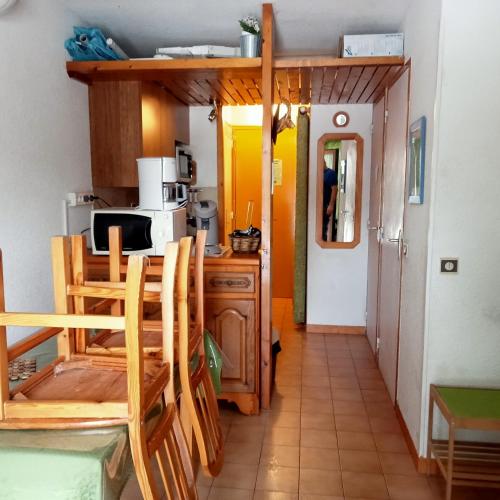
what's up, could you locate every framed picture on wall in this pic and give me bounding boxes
[408,116,426,204]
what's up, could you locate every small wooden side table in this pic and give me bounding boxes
[427,384,500,500]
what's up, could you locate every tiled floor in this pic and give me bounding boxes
[196,299,498,500]
[121,298,497,499]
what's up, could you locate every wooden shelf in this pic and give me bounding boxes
[66,55,404,105]
[274,55,404,105]
[431,440,500,488]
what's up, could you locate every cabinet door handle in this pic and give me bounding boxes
[209,277,251,289]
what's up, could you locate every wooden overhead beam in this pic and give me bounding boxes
[260,2,274,410]
[273,55,404,69]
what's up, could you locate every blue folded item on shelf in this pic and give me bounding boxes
[65,26,123,61]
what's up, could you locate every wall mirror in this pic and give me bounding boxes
[316,133,363,248]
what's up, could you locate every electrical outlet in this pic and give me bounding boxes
[440,258,458,273]
[67,192,94,207]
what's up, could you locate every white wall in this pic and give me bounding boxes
[307,104,372,326]
[0,0,91,344]
[189,106,217,188]
[420,0,500,454]
[396,0,442,449]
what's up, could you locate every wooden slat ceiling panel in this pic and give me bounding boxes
[329,67,351,104]
[299,68,312,104]
[67,57,405,106]
[311,67,324,103]
[339,66,364,104]
[288,69,300,104]
[349,66,377,103]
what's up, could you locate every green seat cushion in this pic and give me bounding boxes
[0,426,132,500]
[436,386,500,420]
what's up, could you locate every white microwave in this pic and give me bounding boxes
[91,208,186,256]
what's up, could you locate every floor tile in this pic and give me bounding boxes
[264,426,301,446]
[300,412,335,430]
[260,444,300,468]
[330,376,359,389]
[212,462,258,490]
[329,365,357,377]
[362,389,392,403]
[299,495,343,500]
[253,491,299,500]
[302,375,330,388]
[337,431,376,451]
[208,487,254,499]
[332,400,367,416]
[224,440,262,465]
[301,429,338,449]
[378,452,419,475]
[271,397,302,412]
[328,357,355,369]
[227,424,266,443]
[196,466,214,487]
[341,471,389,499]
[255,464,300,493]
[274,385,302,399]
[364,402,396,419]
[331,388,363,402]
[335,414,371,432]
[339,449,382,473]
[358,378,386,390]
[356,368,383,380]
[300,447,340,470]
[327,350,353,360]
[373,432,409,453]
[301,398,333,415]
[369,416,402,434]
[384,474,434,500]
[299,469,343,496]
[269,411,301,428]
[302,387,332,401]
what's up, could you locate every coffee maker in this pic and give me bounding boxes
[137,157,187,211]
[194,200,221,255]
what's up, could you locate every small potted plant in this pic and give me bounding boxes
[239,16,261,57]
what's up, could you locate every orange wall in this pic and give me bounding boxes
[228,125,297,299]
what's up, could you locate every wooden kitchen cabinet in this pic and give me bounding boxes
[88,81,189,188]
[203,258,260,415]
[205,299,256,394]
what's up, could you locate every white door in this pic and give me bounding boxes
[366,96,386,354]
[377,68,409,403]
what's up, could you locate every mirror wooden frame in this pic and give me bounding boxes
[316,132,363,249]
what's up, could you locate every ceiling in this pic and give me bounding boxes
[60,0,412,58]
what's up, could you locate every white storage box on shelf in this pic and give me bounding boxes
[341,33,404,58]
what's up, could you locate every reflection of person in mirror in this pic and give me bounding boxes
[322,162,338,241]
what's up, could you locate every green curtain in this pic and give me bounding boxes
[293,110,310,324]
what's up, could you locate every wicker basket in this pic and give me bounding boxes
[229,234,261,253]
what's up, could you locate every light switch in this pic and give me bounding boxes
[440,258,458,273]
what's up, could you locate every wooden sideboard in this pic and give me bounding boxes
[87,251,261,415]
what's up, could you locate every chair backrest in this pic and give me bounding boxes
[177,237,224,477]
[0,244,148,425]
[127,241,197,500]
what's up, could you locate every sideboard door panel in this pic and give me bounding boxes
[205,299,255,394]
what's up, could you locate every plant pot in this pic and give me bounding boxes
[240,33,261,57]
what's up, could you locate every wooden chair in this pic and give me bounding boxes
[0,241,197,498]
[127,241,197,500]
[79,227,208,357]
[0,242,163,429]
[176,237,224,477]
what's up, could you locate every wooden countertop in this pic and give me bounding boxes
[86,249,261,269]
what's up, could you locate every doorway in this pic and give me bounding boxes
[223,115,297,300]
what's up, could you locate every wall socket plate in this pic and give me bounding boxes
[440,258,458,273]
[67,192,94,207]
